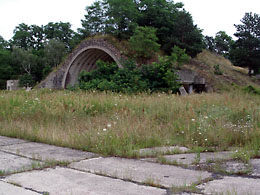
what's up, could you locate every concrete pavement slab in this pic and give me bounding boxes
[0,181,39,195]
[144,151,233,165]
[199,176,260,195]
[136,146,190,157]
[250,159,260,177]
[70,157,212,188]
[0,136,28,146]
[4,167,166,195]
[0,142,97,162]
[0,151,41,174]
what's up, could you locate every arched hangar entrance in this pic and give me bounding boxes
[38,38,123,89]
[64,47,120,88]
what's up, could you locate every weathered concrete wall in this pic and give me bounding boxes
[39,38,124,89]
[6,80,21,91]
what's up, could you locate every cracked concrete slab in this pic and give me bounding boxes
[0,181,39,195]
[70,157,212,188]
[0,142,97,162]
[144,151,233,165]
[0,136,28,146]
[250,159,260,177]
[0,151,41,174]
[4,167,166,195]
[136,146,189,157]
[199,176,260,195]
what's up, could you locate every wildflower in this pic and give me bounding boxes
[192,119,195,122]
[107,124,112,128]
[205,138,208,141]
[103,128,107,132]
[204,116,208,119]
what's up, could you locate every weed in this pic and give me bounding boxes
[170,183,201,194]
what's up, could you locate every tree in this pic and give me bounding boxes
[44,39,66,68]
[44,22,77,51]
[79,0,204,57]
[214,31,234,57]
[0,49,13,89]
[230,12,260,75]
[129,26,160,59]
[0,36,9,49]
[168,46,190,68]
[11,47,37,75]
[79,1,108,37]
[105,0,139,39]
[12,23,32,50]
[203,36,216,52]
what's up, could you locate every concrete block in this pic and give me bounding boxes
[144,151,233,166]
[70,157,212,188]
[0,142,97,162]
[0,136,28,146]
[199,176,260,195]
[0,151,40,173]
[0,181,39,195]
[4,167,166,195]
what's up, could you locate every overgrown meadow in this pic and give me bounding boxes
[0,89,259,157]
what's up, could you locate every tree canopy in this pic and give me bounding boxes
[79,0,204,57]
[230,12,260,75]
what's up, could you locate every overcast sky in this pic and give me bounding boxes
[0,0,259,41]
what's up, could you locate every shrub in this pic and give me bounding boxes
[213,64,223,75]
[19,74,35,87]
[244,85,260,95]
[78,59,180,93]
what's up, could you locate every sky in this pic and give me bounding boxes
[0,0,259,41]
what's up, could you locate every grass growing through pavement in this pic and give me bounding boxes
[0,89,259,157]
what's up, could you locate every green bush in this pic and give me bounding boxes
[244,85,260,95]
[19,74,35,87]
[213,64,223,75]
[78,59,180,93]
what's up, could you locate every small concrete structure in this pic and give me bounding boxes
[6,80,20,91]
[177,69,206,94]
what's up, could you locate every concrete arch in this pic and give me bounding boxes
[38,38,124,89]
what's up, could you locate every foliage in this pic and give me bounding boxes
[19,74,35,87]
[44,39,66,68]
[169,46,190,68]
[230,12,260,75]
[0,49,13,89]
[203,31,234,58]
[244,85,260,95]
[214,31,234,57]
[129,26,160,59]
[79,59,180,93]
[79,0,204,56]
[213,64,223,75]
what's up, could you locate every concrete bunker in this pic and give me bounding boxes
[39,39,123,89]
[64,48,117,88]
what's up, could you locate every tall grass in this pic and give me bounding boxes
[0,89,259,157]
